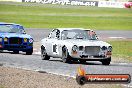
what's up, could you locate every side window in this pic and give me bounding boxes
[56,29,60,39]
[49,29,60,39]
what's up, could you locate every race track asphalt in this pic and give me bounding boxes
[26,28,132,41]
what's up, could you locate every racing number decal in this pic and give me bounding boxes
[53,44,57,53]
[52,44,59,54]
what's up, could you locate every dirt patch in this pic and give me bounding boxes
[0,67,123,88]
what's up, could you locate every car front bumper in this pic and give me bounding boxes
[0,43,33,52]
[71,51,111,60]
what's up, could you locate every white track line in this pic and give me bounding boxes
[34,51,41,55]
[109,37,125,39]
[122,84,132,88]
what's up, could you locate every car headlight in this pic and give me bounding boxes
[24,38,27,42]
[101,46,107,51]
[72,45,78,52]
[29,38,33,43]
[0,37,2,42]
[4,37,8,42]
[108,46,112,52]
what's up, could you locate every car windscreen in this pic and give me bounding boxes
[0,24,25,34]
[61,29,97,40]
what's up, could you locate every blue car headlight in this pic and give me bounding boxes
[29,38,33,43]
[4,37,8,42]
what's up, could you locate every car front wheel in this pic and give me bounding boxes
[41,46,50,60]
[13,50,19,54]
[26,49,33,55]
[62,46,71,63]
[101,57,111,65]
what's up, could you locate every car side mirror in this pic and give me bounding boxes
[21,30,26,34]
[48,33,51,39]
[23,31,26,34]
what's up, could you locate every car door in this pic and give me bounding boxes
[47,29,61,57]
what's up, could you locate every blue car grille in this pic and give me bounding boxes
[4,45,26,49]
[9,37,22,44]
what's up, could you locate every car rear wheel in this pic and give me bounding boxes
[13,50,19,54]
[41,46,50,60]
[101,57,111,65]
[62,46,71,63]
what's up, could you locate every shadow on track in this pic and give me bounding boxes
[49,59,102,65]
[49,59,132,67]
[0,50,30,55]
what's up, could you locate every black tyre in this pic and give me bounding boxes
[76,75,86,85]
[62,46,71,63]
[13,50,19,54]
[26,49,33,55]
[0,50,3,53]
[101,57,111,65]
[41,46,50,60]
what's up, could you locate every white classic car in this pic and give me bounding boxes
[41,28,112,65]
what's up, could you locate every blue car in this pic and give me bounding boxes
[0,22,33,55]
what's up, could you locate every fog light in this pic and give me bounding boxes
[4,37,8,42]
[24,38,27,42]
[106,52,112,55]
[72,51,77,55]
[0,44,2,48]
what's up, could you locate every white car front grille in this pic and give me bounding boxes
[84,46,100,56]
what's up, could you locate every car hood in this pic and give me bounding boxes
[0,33,32,39]
[63,39,111,47]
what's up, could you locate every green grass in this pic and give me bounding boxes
[0,2,132,30]
[0,85,4,88]
[108,41,132,61]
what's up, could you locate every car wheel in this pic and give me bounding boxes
[79,60,86,63]
[41,46,50,60]
[76,75,86,85]
[26,49,33,55]
[62,46,71,63]
[101,57,111,65]
[13,50,19,54]
[0,50,3,53]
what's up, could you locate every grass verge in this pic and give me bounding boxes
[108,40,132,62]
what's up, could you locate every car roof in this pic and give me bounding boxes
[56,28,91,32]
[0,22,22,26]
